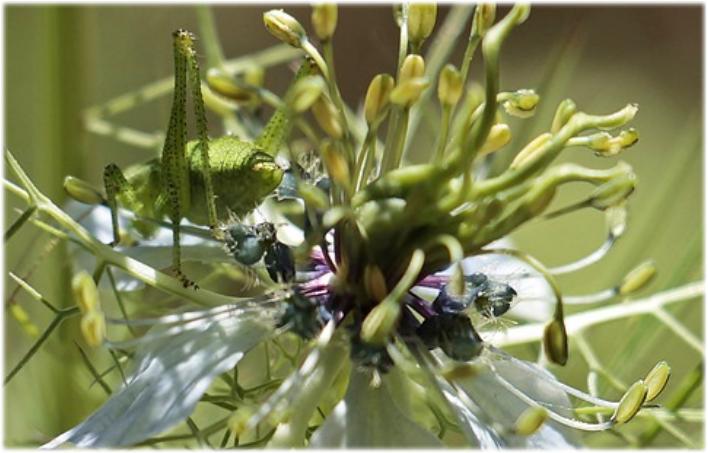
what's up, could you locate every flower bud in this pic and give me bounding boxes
[263,9,306,48]
[228,406,255,436]
[364,265,388,302]
[390,78,429,107]
[605,204,627,239]
[287,75,327,112]
[543,318,568,365]
[438,64,463,107]
[364,73,395,125]
[10,304,39,337]
[399,54,425,83]
[612,380,648,424]
[81,310,106,348]
[320,140,350,190]
[551,98,577,133]
[479,123,511,155]
[72,271,100,315]
[589,128,639,156]
[361,299,401,345]
[618,260,657,296]
[64,176,104,205]
[206,68,253,102]
[311,3,338,41]
[503,89,539,118]
[448,263,466,297]
[589,172,636,210]
[472,3,496,37]
[407,3,437,47]
[201,82,239,116]
[644,361,670,401]
[244,65,265,88]
[312,96,343,139]
[510,133,551,169]
[514,406,548,436]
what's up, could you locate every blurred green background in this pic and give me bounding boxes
[4,4,703,447]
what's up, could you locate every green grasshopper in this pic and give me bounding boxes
[82,30,313,287]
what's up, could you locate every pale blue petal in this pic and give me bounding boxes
[309,368,443,448]
[455,348,579,448]
[43,308,280,448]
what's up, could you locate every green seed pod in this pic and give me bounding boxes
[618,260,657,296]
[81,310,106,348]
[364,265,388,301]
[612,380,648,424]
[312,96,343,139]
[311,3,338,41]
[644,361,671,401]
[543,319,568,365]
[407,3,437,47]
[473,3,496,37]
[514,406,548,436]
[551,98,577,134]
[71,271,100,315]
[361,299,401,345]
[64,176,104,205]
[438,64,463,107]
[287,75,327,112]
[364,73,395,125]
[399,54,425,83]
[263,9,306,48]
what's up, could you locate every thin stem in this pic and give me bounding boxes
[653,307,704,354]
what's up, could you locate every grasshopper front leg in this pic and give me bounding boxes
[103,163,143,246]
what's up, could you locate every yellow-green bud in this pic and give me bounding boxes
[479,123,511,155]
[612,380,648,424]
[64,176,104,205]
[472,3,496,37]
[10,304,39,337]
[407,3,437,46]
[448,263,466,297]
[514,406,548,436]
[312,96,343,139]
[399,54,425,83]
[510,133,551,169]
[287,75,327,112]
[206,68,253,102]
[228,406,255,436]
[503,89,539,118]
[551,99,577,134]
[364,73,395,125]
[438,64,463,107]
[263,9,306,48]
[589,128,639,156]
[311,3,338,41]
[361,299,401,345]
[364,265,388,301]
[390,78,429,107]
[320,140,350,191]
[644,361,670,401]
[81,310,106,348]
[543,319,568,365]
[201,82,239,116]
[618,260,657,296]
[589,172,637,210]
[605,204,627,238]
[244,65,265,88]
[71,271,100,315]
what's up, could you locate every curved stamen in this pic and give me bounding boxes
[548,234,615,275]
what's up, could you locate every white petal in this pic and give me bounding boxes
[455,348,579,448]
[309,368,443,448]
[43,309,279,448]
